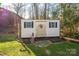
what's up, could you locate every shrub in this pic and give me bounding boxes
[65,33,79,39]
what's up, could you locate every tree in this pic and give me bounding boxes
[29,3,50,20]
[39,3,49,19]
[41,3,49,19]
[11,3,28,38]
[30,3,39,19]
[51,4,60,20]
[33,3,39,19]
[12,3,27,17]
[28,3,38,19]
[43,3,47,19]
[60,3,78,34]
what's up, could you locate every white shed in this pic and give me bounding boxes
[20,19,60,38]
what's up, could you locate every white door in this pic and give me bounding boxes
[35,21,47,37]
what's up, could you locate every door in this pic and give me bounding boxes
[35,21,47,37]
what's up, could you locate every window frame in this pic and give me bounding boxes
[49,22,57,28]
[24,21,33,28]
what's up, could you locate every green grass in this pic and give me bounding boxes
[47,42,79,56]
[27,44,47,56]
[0,34,16,42]
[0,34,35,56]
[26,42,79,56]
[0,34,79,56]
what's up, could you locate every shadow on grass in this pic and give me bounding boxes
[0,34,16,42]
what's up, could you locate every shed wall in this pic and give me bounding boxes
[21,20,60,38]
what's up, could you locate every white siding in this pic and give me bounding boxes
[21,20,34,38]
[21,20,60,38]
[47,20,60,37]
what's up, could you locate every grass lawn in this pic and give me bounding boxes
[0,34,79,56]
[0,34,35,56]
[27,42,79,56]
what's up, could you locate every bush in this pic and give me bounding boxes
[65,33,79,39]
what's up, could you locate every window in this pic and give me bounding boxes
[24,21,33,28]
[49,22,57,28]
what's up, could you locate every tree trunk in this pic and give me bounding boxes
[43,3,47,19]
